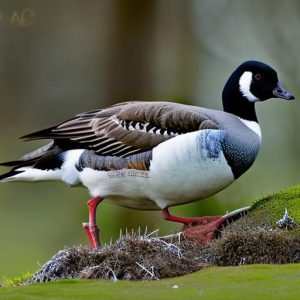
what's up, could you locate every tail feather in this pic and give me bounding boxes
[0,145,83,185]
[0,142,64,183]
[0,159,38,167]
[0,160,22,167]
[0,142,54,168]
[0,159,37,182]
[0,170,24,182]
[20,126,57,141]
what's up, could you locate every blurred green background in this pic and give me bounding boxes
[0,0,300,279]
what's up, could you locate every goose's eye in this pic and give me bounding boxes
[254,73,262,80]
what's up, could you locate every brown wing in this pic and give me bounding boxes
[21,101,219,157]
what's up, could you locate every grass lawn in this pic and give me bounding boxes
[1,264,300,300]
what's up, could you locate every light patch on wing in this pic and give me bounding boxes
[112,116,180,136]
[239,71,259,102]
[239,118,261,139]
[61,149,85,185]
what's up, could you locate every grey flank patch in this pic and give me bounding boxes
[77,149,152,172]
[197,130,224,161]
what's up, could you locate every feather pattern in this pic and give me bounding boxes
[20,102,218,158]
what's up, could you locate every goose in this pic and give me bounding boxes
[0,61,294,249]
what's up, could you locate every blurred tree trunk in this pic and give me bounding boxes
[105,0,157,101]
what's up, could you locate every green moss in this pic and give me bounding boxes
[2,272,32,287]
[206,185,300,266]
[1,265,300,300]
[230,185,300,232]
[250,185,300,224]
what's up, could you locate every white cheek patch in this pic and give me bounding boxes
[239,71,260,102]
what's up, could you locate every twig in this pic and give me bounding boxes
[106,268,118,282]
[135,262,159,280]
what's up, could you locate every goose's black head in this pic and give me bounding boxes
[222,60,295,122]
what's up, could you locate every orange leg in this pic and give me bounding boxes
[162,207,225,244]
[82,196,103,249]
[162,207,223,225]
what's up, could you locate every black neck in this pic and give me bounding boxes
[222,73,258,123]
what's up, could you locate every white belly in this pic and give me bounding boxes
[79,130,235,210]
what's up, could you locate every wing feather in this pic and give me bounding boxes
[21,102,219,157]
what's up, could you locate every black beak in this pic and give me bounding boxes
[273,81,295,100]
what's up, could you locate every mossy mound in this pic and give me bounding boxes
[206,185,300,265]
[247,185,300,227]
[22,185,300,284]
[206,228,300,265]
